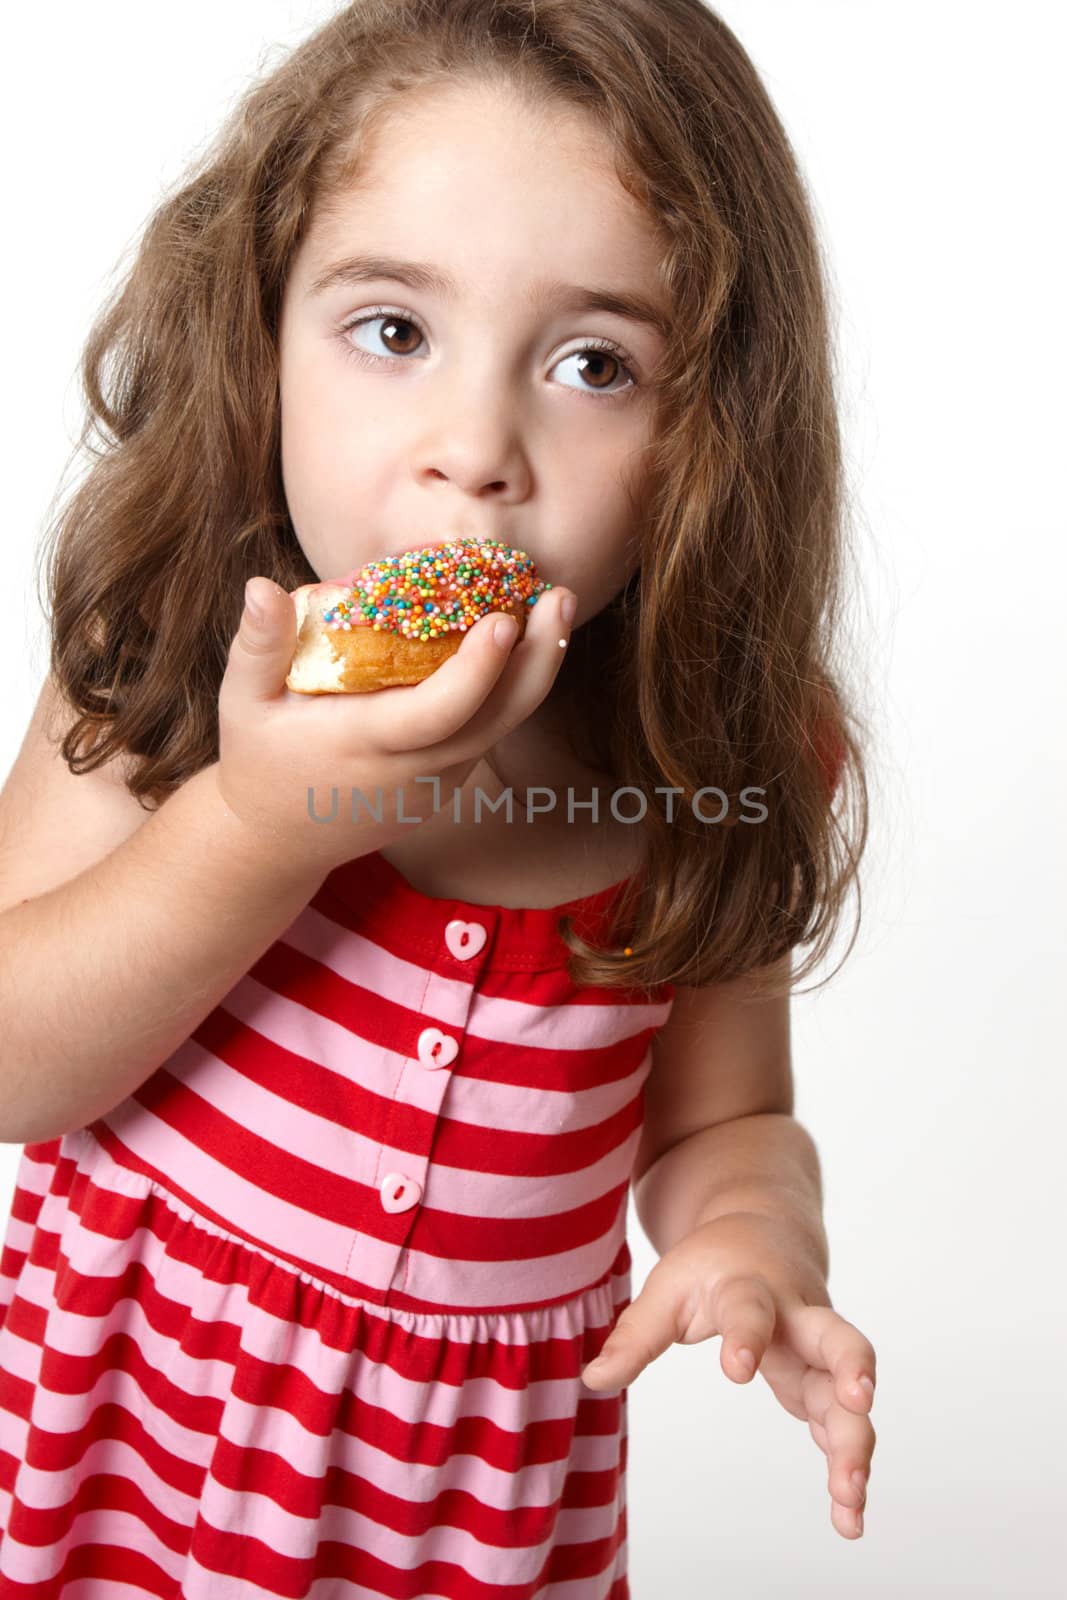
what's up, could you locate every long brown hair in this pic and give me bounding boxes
[38,0,870,998]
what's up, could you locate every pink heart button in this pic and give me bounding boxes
[444,919,487,961]
[380,1171,422,1214]
[417,1027,459,1070]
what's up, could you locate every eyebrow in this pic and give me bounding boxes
[304,252,670,336]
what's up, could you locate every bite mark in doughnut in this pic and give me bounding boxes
[285,537,553,694]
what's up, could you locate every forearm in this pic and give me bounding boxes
[632,1111,830,1278]
[0,763,326,1145]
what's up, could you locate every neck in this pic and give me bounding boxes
[483,691,603,804]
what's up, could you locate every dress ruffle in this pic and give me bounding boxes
[0,1134,632,1598]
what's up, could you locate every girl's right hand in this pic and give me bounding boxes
[214,575,576,882]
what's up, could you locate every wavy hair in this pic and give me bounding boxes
[38,0,870,997]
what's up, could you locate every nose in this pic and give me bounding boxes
[414,379,532,506]
[426,466,504,493]
[417,458,525,509]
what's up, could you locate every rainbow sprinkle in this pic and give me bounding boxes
[321,538,552,643]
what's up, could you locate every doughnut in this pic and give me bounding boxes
[285,538,553,694]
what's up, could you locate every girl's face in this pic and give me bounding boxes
[277,81,669,629]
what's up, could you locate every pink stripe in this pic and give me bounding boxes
[118,1033,646,1220]
[81,1116,399,1288]
[0,1156,630,1595]
[0,851,669,1595]
[466,991,671,1052]
[283,905,477,1025]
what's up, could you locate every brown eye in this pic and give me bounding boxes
[378,316,422,356]
[341,311,426,361]
[552,342,637,397]
[341,309,638,399]
[575,350,622,390]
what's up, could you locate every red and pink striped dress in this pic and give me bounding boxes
[0,847,676,1597]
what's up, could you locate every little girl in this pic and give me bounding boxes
[0,1,876,1593]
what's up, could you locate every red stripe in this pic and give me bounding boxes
[0,848,666,1593]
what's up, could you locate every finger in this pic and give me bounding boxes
[580,1269,686,1390]
[708,1275,778,1384]
[804,1366,876,1534]
[356,603,532,756]
[428,585,574,764]
[749,1340,810,1421]
[776,1303,877,1413]
[224,578,299,704]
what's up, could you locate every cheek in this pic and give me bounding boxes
[281,370,367,496]
[282,363,342,461]
[284,371,407,500]
[573,435,647,533]
[279,403,368,573]
[538,516,636,621]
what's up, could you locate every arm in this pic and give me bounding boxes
[633,1112,829,1279]
[0,762,325,1145]
[631,952,826,1272]
[599,957,875,1543]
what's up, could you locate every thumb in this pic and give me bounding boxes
[227,577,298,701]
[580,1280,679,1390]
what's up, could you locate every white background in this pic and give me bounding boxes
[1,3,1064,1595]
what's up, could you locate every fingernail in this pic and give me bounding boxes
[493,616,517,647]
[244,579,266,624]
[735,1347,756,1375]
[856,1375,875,1401]
[561,593,577,625]
[851,1469,867,1496]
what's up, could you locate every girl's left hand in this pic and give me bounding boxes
[580,1212,877,1540]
